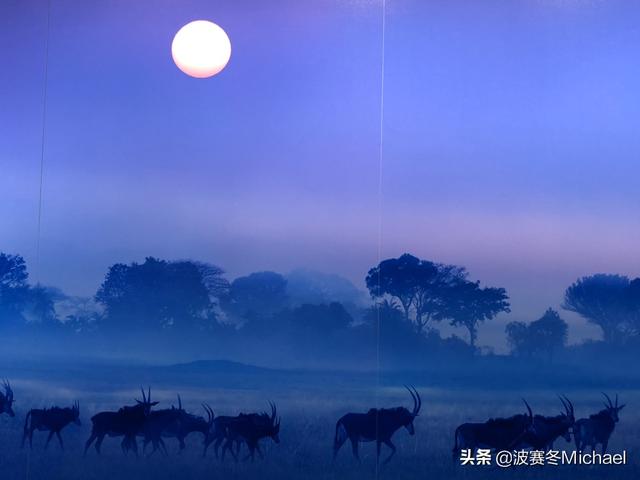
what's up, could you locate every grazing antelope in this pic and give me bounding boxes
[515,396,574,450]
[84,387,158,456]
[0,380,14,417]
[453,399,534,460]
[333,386,421,465]
[220,403,281,461]
[574,393,624,454]
[22,402,81,449]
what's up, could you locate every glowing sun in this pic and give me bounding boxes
[171,20,231,78]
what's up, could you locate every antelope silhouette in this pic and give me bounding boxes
[84,387,158,456]
[516,396,574,450]
[22,402,81,449]
[574,393,624,453]
[453,399,534,461]
[333,386,421,465]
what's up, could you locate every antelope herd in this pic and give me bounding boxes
[0,379,628,464]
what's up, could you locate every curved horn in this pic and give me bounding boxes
[615,393,618,408]
[563,395,574,417]
[602,392,613,409]
[177,394,182,410]
[522,399,533,419]
[270,402,277,423]
[558,395,569,415]
[405,385,417,415]
[414,386,422,415]
[140,386,146,403]
[148,387,151,403]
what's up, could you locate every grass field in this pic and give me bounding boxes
[0,367,638,479]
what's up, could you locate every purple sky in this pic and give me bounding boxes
[2,0,640,349]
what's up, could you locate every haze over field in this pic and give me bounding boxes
[2,1,639,348]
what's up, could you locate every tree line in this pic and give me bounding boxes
[1,251,640,360]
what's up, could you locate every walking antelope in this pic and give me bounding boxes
[84,387,158,456]
[516,396,574,450]
[203,414,238,458]
[165,403,215,451]
[453,399,534,460]
[22,402,81,449]
[139,396,214,455]
[0,380,14,417]
[574,393,624,454]
[220,403,281,461]
[333,386,422,465]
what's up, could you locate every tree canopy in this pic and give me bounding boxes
[506,308,568,359]
[95,257,226,331]
[365,253,467,333]
[563,274,639,344]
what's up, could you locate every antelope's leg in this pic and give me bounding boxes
[214,437,223,459]
[382,440,397,465]
[94,434,105,454]
[602,440,609,455]
[376,441,382,463]
[350,439,360,462]
[159,438,168,456]
[56,431,64,450]
[83,434,95,456]
[45,431,55,449]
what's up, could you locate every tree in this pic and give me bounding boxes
[22,285,58,325]
[95,257,225,331]
[288,302,352,332]
[563,274,634,344]
[506,308,568,359]
[222,271,288,326]
[365,254,467,333]
[0,253,30,322]
[438,280,510,349]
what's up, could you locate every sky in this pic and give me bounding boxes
[2,0,639,350]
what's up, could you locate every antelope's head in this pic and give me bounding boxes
[0,380,15,417]
[266,402,281,443]
[602,393,625,423]
[135,387,159,415]
[402,385,422,435]
[202,403,215,437]
[522,399,535,435]
[558,395,575,442]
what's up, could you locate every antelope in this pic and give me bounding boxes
[203,414,239,459]
[333,386,421,465]
[574,393,624,454]
[84,387,158,456]
[453,399,534,460]
[22,402,81,449]
[220,403,281,461]
[138,400,184,456]
[515,396,574,450]
[0,380,14,417]
[165,402,215,451]
[139,396,214,455]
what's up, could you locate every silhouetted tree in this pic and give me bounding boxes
[0,253,29,323]
[438,280,510,349]
[365,254,466,333]
[95,257,225,331]
[288,302,352,332]
[22,285,58,325]
[222,271,288,326]
[563,274,635,344]
[506,308,568,359]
